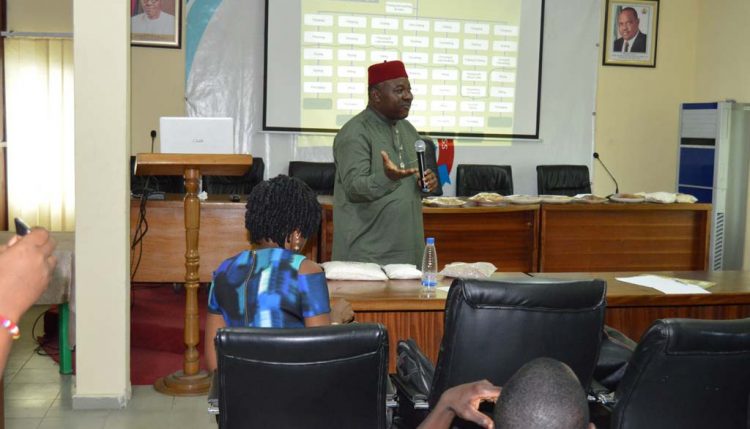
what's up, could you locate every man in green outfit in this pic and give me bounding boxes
[333,60,438,266]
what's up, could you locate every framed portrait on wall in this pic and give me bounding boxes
[603,0,659,67]
[131,0,181,48]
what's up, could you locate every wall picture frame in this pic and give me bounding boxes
[131,0,181,49]
[603,0,659,67]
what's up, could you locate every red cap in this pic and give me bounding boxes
[368,60,408,86]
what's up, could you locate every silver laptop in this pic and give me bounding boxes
[159,117,234,154]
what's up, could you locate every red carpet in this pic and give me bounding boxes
[44,284,208,385]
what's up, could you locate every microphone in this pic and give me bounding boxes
[150,130,157,153]
[593,152,619,195]
[414,140,429,192]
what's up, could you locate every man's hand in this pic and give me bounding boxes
[443,380,501,428]
[330,298,354,324]
[421,169,439,192]
[0,229,57,322]
[381,151,418,181]
[420,380,501,429]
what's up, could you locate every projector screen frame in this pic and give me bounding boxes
[263,0,545,140]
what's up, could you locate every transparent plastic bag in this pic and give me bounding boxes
[439,262,497,279]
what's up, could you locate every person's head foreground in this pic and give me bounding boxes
[494,357,592,429]
[244,175,321,250]
[367,60,413,121]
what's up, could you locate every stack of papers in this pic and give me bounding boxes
[616,275,712,294]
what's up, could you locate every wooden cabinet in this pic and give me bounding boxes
[539,204,711,272]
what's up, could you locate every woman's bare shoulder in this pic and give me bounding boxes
[298,258,323,275]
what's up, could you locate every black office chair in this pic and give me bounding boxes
[203,157,264,196]
[536,165,591,196]
[455,164,513,196]
[289,161,336,195]
[393,277,606,428]
[605,318,750,429]
[211,323,390,429]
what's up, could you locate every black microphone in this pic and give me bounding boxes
[150,130,157,153]
[414,140,429,192]
[593,152,619,195]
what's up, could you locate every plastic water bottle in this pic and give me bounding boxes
[421,237,438,290]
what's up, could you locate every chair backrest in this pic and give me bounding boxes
[611,318,750,429]
[428,278,606,407]
[215,323,389,429]
[456,164,513,196]
[202,157,265,195]
[536,165,591,196]
[289,161,336,195]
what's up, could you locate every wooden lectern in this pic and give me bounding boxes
[135,153,252,395]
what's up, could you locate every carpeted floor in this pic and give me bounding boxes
[44,284,209,385]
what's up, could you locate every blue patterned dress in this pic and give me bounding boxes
[207,248,330,327]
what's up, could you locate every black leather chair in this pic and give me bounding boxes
[212,323,390,429]
[455,164,513,196]
[607,318,750,429]
[203,157,264,196]
[289,161,336,195]
[393,277,606,428]
[536,165,591,196]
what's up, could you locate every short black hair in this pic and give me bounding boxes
[494,358,589,429]
[244,175,321,247]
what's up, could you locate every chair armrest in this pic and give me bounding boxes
[207,371,219,415]
[595,325,637,391]
[394,338,435,399]
[588,378,615,408]
[386,375,398,409]
[390,373,429,410]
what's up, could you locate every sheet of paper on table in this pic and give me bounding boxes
[616,274,711,294]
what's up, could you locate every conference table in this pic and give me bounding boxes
[328,271,750,372]
[128,195,719,372]
[320,197,711,272]
[130,195,711,282]
[319,196,540,272]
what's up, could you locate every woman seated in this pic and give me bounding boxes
[204,175,352,371]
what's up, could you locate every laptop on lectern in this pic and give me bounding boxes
[159,117,235,154]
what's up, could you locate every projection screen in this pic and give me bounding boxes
[264,0,544,139]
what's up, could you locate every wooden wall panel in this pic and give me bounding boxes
[355,310,444,372]
[540,204,711,272]
[606,304,750,342]
[131,198,711,282]
[422,208,538,272]
[319,197,539,271]
[130,196,316,283]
